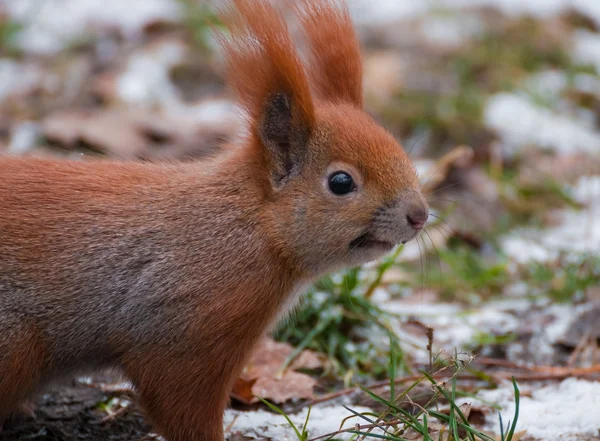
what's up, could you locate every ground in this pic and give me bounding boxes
[1,0,599,440]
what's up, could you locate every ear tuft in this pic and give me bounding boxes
[296,0,363,107]
[215,0,316,188]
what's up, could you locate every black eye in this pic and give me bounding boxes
[328,171,355,195]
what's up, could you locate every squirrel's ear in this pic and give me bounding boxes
[216,0,315,189]
[258,91,312,188]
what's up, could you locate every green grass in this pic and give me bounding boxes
[178,0,223,52]
[376,15,591,153]
[413,235,600,304]
[0,18,23,56]
[521,253,600,302]
[258,355,521,441]
[275,251,412,381]
[421,244,511,301]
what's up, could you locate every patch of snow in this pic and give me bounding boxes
[502,176,600,263]
[7,121,40,155]
[0,59,42,103]
[1,0,182,55]
[117,40,185,107]
[419,15,485,49]
[543,302,595,343]
[485,93,600,155]
[164,99,238,128]
[374,299,521,362]
[523,70,600,109]
[347,1,429,25]
[573,30,600,72]
[415,159,436,181]
[347,0,600,27]
[478,378,600,441]
[445,0,600,22]
[224,404,379,441]
[501,236,557,264]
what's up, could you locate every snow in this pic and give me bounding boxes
[347,0,600,27]
[373,298,524,363]
[224,404,381,441]
[116,40,185,107]
[0,0,182,55]
[573,30,600,72]
[484,93,600,155]
[347,1,429,25]
[478,378,600,441]
[0,59,42,103]
[419,15,486,48]
[502,176,600,263]
[7,121,40,154]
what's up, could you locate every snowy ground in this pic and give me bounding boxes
[1,1,599,441]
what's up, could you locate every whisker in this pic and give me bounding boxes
[406,131,427,156]
[416,233,425,290]
[423,228,442,279]
[427,222,477,280]
[432,194,487,210]
[428,223,452,242]
[428,214,456,235]
[425,181,460,196]
[419,234,431,288]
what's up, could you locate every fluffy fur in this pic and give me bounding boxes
[0,1,428,440]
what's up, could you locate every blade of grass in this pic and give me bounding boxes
[505,378,520,441]
[390,336,397,403]
[256,397,304,441]
[364,246,404,299]
[421,371,472,428]
[348,431,406,441]
[278,315,334,376]
[358,386,425,434]
[427,410,495,441]
[302,406,312,440]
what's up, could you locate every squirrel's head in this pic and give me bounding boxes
[218,0,428,276]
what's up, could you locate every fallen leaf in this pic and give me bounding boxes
[43,110,145,158]
[421,145,474,194]
[496,430,527,441]
[231,338,322,405]
[558,305,600,348]
[41,103,235,160]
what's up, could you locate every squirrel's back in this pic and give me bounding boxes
[0,155,279,375]
[0,1,429,439]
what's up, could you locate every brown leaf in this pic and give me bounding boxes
[41,105,235,160]
[496,430,527,441]
[42,110,153,158]
[231,338,322,405]
[422,145,475,194]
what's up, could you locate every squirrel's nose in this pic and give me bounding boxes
[406,205,428,231]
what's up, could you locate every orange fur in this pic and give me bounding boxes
[217,0,315,125]
[0,2,428,440]
[296,0,363,106]
[0,323,47,420]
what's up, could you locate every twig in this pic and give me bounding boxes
[98,405,131,424]
[497,369,600,381]
[567,330,593,367]
[78,380,136,397]
[306,418,405,441]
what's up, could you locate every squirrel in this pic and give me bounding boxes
[0,0,429,440]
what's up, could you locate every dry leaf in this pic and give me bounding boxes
[422,145,475,194]
[42,110,156,158]
[41,105,235,160]
[231,338,322,405]
[496,430,527,441]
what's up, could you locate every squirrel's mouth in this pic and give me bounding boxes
[349,232,394,251]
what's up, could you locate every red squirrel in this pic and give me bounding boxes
[0,0,429,440]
